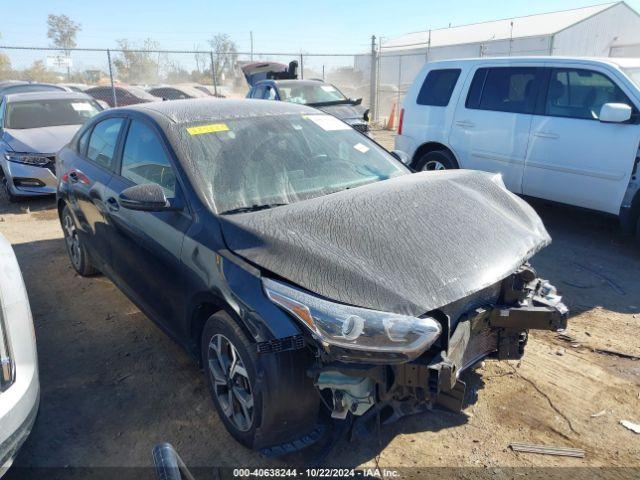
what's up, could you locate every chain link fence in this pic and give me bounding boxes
[0,45,390,123]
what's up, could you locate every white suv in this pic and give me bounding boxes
[0,233,39,476]
[395,57,640,238]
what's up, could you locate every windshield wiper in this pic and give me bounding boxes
[220,203,289,215]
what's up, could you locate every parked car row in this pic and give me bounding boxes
[396,56,640,240]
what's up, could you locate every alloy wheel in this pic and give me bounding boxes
[208,334,254,432]
[423,160,447,171]
[63,214,82,269]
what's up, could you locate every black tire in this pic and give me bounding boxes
[415,149,458,171]
[61,205,99,276]
[201,311,319,451]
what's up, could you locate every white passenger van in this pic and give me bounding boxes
[395,57,640,238]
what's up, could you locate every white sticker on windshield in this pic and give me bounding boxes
[304,115,350,131]
[353,143,369,154]
[321,85,337,92]
[71,102,92,112]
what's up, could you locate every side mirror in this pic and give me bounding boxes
[363,108,370,122]
[599,103,632,123]
[119,183,170,211]
[390,150,411,165]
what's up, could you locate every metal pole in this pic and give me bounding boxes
[106,49,117,107]
[396,56,402,126]
[369,35,378,122]
[209,51,218,96]
[322,65,325,80]
[250,31,254,61]
[299,53,304,79]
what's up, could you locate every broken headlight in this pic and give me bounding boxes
[263,278,441,355]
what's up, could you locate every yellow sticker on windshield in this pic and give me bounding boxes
[187,123,229,135]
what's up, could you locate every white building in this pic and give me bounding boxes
[360,2,640,117]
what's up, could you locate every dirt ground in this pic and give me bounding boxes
[1,132,639,476]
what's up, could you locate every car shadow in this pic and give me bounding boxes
[0,194,56,215]
[525,198,640,316]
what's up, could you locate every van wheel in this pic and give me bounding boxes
[61,206,99,276]
[415,150,458,171]
[201,311,320,450]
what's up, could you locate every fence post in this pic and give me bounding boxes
[369,35,378,122]
[209,51,218,96]
[396,55,402,126]
[106,49,117,107]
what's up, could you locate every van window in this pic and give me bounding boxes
[417,69,461,106]
[466,67,542,114]
[545,68,633,120]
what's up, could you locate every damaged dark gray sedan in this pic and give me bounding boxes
[56,98,568,455]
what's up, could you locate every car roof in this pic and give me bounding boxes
[423,56,640,70]
[117,97,318,125]
[3,91,93,103]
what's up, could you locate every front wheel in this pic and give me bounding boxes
[201,312,320,450]
[61,205,99,276]
[415,149,458,171]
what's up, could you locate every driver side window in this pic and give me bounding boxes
[120,120,176,197]
[546,69,633,120]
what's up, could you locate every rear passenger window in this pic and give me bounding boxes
[417,69,461,106]
[545,69,632,120]
[466,67,542,114]
[86,117,123,170]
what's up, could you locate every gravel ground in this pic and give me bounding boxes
[1,134,639,476]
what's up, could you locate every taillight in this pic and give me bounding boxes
[397,108,405,136]
[0,297,15,391]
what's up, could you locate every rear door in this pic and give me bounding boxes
[67,116,125,271]
[523,66,640,214]
[102,117,191,330]
[449,65,545,192]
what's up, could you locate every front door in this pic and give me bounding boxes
[523,67,640,214]
[449,66,545,193]
[103,118,191,330]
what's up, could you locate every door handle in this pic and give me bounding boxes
[455,120,475,128]
[106,197,120,212]
[533,131,559,139]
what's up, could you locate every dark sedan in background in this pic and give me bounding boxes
[86,85,158,107]
[56,98,567,455]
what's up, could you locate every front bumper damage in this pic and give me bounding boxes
[313,266,568,425]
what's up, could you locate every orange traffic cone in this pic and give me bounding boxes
[386,102,396,130]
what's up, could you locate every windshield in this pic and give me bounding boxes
[278,83,347,105]
[181,113,408,214]
[5,99,101,129]
[622,67,640,89]
[127,86,157,101]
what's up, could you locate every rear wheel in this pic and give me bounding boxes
[415,149,458,171]
[201,311,319,450]
[61,205,99,276]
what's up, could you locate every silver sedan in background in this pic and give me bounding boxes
[0,91,102,202]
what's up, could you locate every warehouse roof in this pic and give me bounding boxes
[381,2,622,51]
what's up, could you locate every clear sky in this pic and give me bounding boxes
[1,0,640,54]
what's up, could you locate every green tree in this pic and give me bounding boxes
[113,38,160,84]
[47,14,81,79]
[21,60,59,83]
[208,34,238,83]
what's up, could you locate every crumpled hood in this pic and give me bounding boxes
[314,103,366,122]
[3,125,81,153]
[220,170,551,316]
